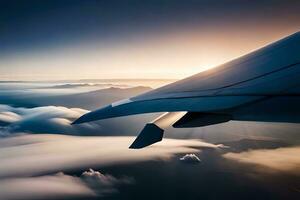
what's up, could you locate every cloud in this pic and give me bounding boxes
[0,103,156,137]
[223,146,300,175]
[0,134,223,178]
[81,168,134,195]
[0,111,21,127]
[0,104,105,135]
[0,169,132,200]
[0,172,95,200]
[49,83,129,89]
[179,154,201,164]
[0,134,224,199]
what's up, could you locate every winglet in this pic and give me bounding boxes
[129,123,164,149]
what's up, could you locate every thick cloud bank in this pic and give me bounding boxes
[0,104,104,135]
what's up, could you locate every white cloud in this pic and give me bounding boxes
[81,168,119,186]
[179,154,201,164]
[81,168,134,195]
[0,111,21,124]
[0,104,104,135]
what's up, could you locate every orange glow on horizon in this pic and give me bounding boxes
[0,26,298,81]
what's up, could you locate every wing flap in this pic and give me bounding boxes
[129,123,164,149]
[173,112,232,128]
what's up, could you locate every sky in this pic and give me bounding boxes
[0,0,299,81]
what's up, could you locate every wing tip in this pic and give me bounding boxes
[71,116,85,125]
[71,112,92,125]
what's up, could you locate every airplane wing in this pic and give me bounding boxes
[73,31,300,148]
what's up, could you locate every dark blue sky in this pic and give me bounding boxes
[1,0,300,55]
[0,0,299,80]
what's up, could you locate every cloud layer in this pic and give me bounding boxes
[0,173,94,200]
[0,134,224,178]
[0,168,133,200]
[0,133,225,199]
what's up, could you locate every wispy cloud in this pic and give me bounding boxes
[223,146,300,175]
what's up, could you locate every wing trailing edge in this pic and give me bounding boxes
[129,112,186,148]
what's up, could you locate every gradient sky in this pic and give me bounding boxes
[0,0,299,80]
